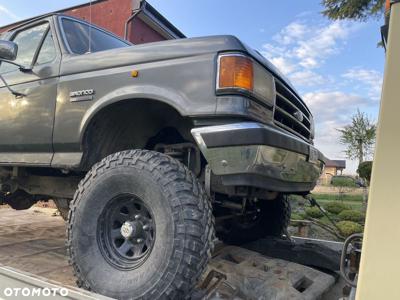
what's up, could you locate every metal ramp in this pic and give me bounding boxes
[0,208,342,299]
[0,266,111,300]
[196,246,335,299]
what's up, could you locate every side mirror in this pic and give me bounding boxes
[0,40,18,61]
[0,40,26,98]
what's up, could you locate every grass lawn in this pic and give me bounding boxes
[312,193,364,202]
[316,198,364,211]
[289,192,367,240]
[312,192,366,211]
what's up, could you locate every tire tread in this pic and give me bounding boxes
[67,150,215,299]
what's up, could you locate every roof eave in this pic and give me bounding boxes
[0,0,186,39]
[140,1,185,39]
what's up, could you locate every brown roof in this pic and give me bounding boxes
[325,159,346,169]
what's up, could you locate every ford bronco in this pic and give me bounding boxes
[0,14,325,299]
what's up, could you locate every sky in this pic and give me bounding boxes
[0,0,385,174]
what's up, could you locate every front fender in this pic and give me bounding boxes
[79,85,189,145]
[53,52,218,161]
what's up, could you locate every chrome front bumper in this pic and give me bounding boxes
[191,122,326,192]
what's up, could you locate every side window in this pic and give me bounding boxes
[61,18,128,55]
[0,23,49,74]
[36,31,56,65]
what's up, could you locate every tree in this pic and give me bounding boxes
[321,0,385,21]
[338,110,376,165]
[357,161,373,184]
[357,161,373,209]
[331,176,357,201]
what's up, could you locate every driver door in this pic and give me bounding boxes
[0,18,60,165]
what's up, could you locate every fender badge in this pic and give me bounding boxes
[70,89,95,102]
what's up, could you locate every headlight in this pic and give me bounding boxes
[216,53,275,107]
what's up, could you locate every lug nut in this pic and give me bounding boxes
[137,238,144,243]
[143,225,149,231]
[134,215,141,220]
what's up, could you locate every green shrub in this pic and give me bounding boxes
[337,221,363,237]
[305,207,324,219]
[290,213,306,226]
[324,202,350,214]
[331,176,357,188]
[338,210,365,223]
[291,213,305,220]
[357,161,373,183]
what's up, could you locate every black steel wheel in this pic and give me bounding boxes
[67,150,214,300]
[98,194,155,270]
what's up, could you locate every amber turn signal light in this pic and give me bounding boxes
[218,55,254,91]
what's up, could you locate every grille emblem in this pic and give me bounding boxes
[293,110,304,122]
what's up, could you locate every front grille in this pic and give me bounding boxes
[273,79,311,140]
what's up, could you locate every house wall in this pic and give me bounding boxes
[64,0,132,38]
[0,0,168,44]
[64,0,165,43]
[129,18,165,44]
[319,166,338,185]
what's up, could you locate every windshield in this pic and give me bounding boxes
[61,17,129,55]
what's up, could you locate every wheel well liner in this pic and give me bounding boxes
[80,99,193,170]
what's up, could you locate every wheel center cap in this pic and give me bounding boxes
[121,222,135,239]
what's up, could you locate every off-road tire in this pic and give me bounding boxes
[67,150,214,299]
[218,195,291,245]
[53,198,70,221]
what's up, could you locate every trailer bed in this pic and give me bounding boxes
[0,207,345,299]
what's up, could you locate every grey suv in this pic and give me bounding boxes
[0,14,325,299]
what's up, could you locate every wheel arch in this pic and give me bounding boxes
[79,85,189,145]
[78,92,194,170]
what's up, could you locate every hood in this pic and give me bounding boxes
[60,35,245,76]
[60,34,306,109]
